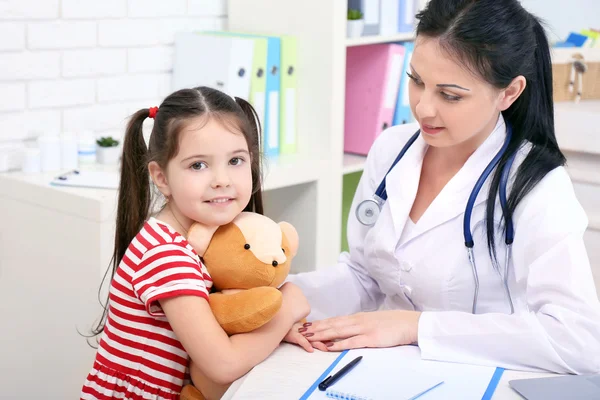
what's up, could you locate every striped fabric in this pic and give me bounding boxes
[81,218,212,400]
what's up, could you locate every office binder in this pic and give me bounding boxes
[344,43,405,155]
[348,0,381,36]
[393,41,415,125]
[211,32,281,158]
[199,31,269,136]
[398,0,417,34]
[172,32,254,100]
[279,35,298,155]
[300,346,504,400]
[379,0,400,36]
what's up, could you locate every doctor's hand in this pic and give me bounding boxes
[283,322,330,353]
[299,310,422,352]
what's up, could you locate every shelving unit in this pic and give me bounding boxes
[228,0,420,271]
[342,153,367,175]
[346,32,414,47]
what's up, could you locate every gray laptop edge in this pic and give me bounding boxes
[509,374,600,400]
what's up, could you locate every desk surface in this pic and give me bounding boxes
[222,344,556,399]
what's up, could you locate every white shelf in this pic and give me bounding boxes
[342,153,366,175]
[262,152,323,191]
[346,32,414,47]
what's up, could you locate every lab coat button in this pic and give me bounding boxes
[401,261,413,272]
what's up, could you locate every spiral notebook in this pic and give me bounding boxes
[302,346,504,400]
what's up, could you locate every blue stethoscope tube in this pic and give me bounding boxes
[356,124,516,314]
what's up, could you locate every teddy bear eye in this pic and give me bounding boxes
[272,261,278,267]
[244,244,250,250]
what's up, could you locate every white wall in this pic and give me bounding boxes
[0,0,227,144]
[521,0,600,42]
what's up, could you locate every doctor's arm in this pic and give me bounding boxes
[286,136,389,321]
[417,169,600,374]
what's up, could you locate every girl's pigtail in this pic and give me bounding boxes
[235,97,264,215]
[91,108,152,339]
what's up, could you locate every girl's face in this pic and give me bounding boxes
[154,116,253,228]
[408,36,505,152]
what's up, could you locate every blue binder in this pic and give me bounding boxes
[260,35,281,158]
[392,41,414,126]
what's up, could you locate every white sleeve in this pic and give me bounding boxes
[417,168,600,374]
[286,131,400,321]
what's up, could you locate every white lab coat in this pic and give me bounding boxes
[288,115,600,374]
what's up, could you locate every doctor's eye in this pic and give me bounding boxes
[441,92,461,102]
[406,71,423,85]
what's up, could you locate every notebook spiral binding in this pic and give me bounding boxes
[325,390,371,400]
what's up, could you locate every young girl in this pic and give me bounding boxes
[81,87,310,400]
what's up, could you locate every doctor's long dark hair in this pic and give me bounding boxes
[86,87,264,343]
[415,0,566,263]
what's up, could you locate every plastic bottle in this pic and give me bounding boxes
[60,132,79,170]
[78,130,97,164]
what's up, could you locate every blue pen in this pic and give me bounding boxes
[318,356,363,391]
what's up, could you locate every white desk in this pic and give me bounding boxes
[222,344,556,399]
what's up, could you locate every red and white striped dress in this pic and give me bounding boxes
[81,217,213,400]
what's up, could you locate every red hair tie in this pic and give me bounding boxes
[148,106,159,119]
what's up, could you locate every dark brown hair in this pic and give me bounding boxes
[416,0,565,265]
[90,86,263,339]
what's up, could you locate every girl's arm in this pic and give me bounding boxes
[160,282,309,385]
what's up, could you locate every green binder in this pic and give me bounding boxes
[279,35,298,155]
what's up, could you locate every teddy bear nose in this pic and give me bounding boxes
[272,261,278,267]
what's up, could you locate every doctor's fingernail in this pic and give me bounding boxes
[303,322,312,327]
[303,333,314,337]
[298,327,307,333]
[325,342,334,347]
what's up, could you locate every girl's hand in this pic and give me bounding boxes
[284,322,330,352]
[283,322,314,352]
[299,310,422,352]
[279,282,311,323]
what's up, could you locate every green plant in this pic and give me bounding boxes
[347,9,363,20]
[96,136,120,147]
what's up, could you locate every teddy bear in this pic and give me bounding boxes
[180,212,299,400]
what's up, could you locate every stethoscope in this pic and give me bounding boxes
[356,124,517,315]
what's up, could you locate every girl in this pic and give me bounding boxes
[81,87,310,400]
[286,0,600,374]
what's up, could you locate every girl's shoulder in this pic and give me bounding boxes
[131,217,200,261]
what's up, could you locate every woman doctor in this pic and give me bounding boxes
[285,0,600,374]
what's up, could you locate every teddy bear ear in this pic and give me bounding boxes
[278,221,298,257]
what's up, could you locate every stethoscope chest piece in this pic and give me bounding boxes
[356,197,382,226]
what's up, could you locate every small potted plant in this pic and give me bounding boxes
[96,136,121,165]
[347,8,364,38]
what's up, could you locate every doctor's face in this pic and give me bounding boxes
[408,36,503,150]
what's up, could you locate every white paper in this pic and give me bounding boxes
[384,53,404,109]
[285,88,296,145]
[268,92,280,150]
[322,349,444,400]
[253,91,266,148]
[405,0,415,25]
[402,52,414,106]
